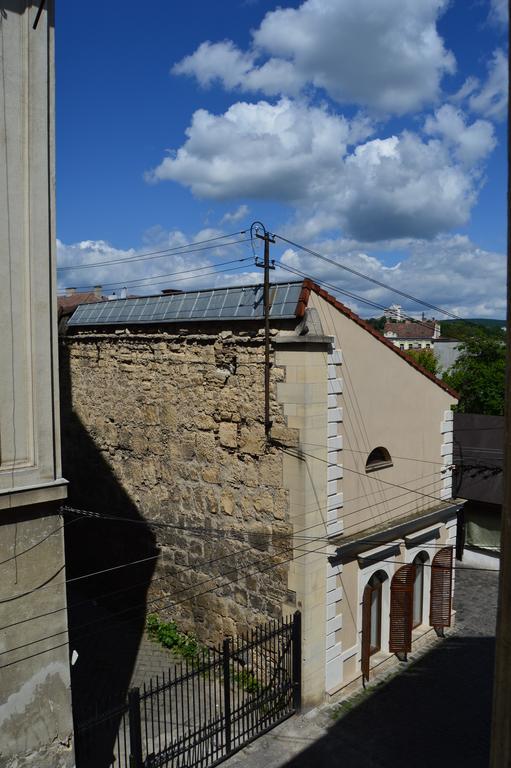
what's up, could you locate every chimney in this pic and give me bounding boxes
[120,287,127,299]
[65,287,76,296]
[93,285,102,298]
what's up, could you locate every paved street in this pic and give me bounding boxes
[223,565,499,768]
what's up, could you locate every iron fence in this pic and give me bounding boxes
[74,611,301,768]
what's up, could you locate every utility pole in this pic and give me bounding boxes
[252,222,275,438]
[489,48,510,766]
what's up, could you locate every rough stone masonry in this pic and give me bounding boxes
[60,322,297,645]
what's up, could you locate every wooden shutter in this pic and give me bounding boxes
[389,565,414,654]
[361,585,372,682]
[430,546,453,630]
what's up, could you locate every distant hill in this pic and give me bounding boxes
[440,318,506,341]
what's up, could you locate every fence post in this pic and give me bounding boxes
[292,611,302,711]
[128,687,143,768]
[222,638,232,754]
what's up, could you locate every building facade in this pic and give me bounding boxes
[62,280,458,705]
[0,2,72,766]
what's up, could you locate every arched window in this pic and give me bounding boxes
[361,571,387,681]
[412,552,429,628]
[365,447,393,473]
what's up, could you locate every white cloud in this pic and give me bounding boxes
[56,228,255,297]
[488,0,509,27]
[220,204,250,225]
[279,234,506,318]
[146,98,355,201]
[468,49,508,122]
[56,229,506,319]
[173,0,455,114]
[147,98,491,241]
[424,104,496,165]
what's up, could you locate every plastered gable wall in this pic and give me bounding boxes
[61,325,295,645]
[310,293,456,539]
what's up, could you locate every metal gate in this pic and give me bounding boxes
[75,612,301,768]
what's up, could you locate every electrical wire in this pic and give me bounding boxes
[58,256,255,293]
[57,231,248,271]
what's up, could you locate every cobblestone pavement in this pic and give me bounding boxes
[222,564,499,768]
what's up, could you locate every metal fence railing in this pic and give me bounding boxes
[74,611,301,768]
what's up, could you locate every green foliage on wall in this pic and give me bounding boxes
[404,347,439,375]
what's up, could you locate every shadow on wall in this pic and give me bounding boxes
[59,343,158,768]
[284,634,495,768]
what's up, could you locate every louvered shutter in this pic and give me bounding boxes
[389,565,414,653]
[430,546,453,630]
[361,585,372,681]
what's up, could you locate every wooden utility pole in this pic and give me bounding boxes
[253,223,275,438]
[489,38,511,766]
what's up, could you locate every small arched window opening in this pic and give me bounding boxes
[365,447,393,473]
[412,552,429,628]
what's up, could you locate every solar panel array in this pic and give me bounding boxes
[68,281,304,327]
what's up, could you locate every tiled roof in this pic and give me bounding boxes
[383,321,436,339]
[58,292,106,316]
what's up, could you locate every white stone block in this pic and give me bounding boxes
[328,422,339,438]
[326,574,338,593]
[327,520,343,537]
[328,463,343,481]
[326,631,336,650]
[328,378,342,395]
[444,410,454,421]
[326,641,342,664]
[328,394,338,408]
[331,349,342,365]
[328,407,343,424]
[327,493,343,511]
[328,435,343,451]
[327,614,342,633]
[328,479,338,497]
[326,603,336,621]
[441,420,453,434]
[328,364,337,380]
[325,657,343,690]
[441,443,453,457]
[327,587,342,605]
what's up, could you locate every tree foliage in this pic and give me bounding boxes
[443,337,506,415]
[405,347,439,375]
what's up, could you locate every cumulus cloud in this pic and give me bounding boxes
[146,99,356,200]
[424,104,496,165]
[56,228,256,297]
[147,98,491,241]
[220,204,250,225]
[279,234,506,318]
[173,0,455,114]
[468,49,508,122]
[488,0,509,27]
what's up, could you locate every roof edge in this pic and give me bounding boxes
[302,279,458,399]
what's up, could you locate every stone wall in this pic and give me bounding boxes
[60,324,295,645]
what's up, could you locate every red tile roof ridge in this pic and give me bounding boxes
[299,279,458,399]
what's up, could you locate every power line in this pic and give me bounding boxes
[274,232,468,323]
[57,231,248,271]
[58,256,255,293]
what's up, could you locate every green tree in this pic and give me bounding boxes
[405,347,439,375]
[443,337,506,415]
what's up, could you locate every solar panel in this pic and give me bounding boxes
[68,282,304,327]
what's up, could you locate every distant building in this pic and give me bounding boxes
[383,318,440,350]
[384,303,403,321]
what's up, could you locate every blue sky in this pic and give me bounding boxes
[55,0,508,318]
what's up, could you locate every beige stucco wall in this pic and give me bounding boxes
[310,293,457,540]
[0,4,72,766]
